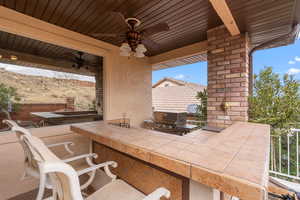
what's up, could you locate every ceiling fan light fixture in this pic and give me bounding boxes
[120,50,130,57]
[120,42,131,51]
[125,18,141,28]
[136,44,147,53]
[134,52,145,58]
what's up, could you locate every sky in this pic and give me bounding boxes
[0,63,95,82]
[0,38,299,85]
[152,39,300,86]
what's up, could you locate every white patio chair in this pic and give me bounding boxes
[22,134,171,200]
[4,120,117,199]
[4,120,74,156]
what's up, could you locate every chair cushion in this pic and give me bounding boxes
[87,179,146,200]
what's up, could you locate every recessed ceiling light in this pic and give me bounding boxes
[10,55,18,60]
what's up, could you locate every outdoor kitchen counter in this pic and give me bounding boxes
[71,121,270,200]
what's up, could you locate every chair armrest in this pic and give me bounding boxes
[46,141,74,155]
[62,153,98,163]
[77,161,118,179]
[142,188,171,200]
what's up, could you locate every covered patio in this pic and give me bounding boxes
[0,0,299,200]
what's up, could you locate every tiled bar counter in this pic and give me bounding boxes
[71,121,270,200]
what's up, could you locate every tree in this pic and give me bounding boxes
[196,89,207,126]
[0,83,20,120]
[249,67,300,134]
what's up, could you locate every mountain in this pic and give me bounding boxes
[0,68,95,110]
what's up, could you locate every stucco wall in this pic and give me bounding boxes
[104,51,152,127]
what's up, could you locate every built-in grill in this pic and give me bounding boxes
[144,111,198,135]
[153,111,187,126]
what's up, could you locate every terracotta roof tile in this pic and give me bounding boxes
[152,78,206,113]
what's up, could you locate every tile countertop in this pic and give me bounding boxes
[71,121,270,200]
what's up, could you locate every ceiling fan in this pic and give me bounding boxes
[59,51,99,70]
[91,12,170,58]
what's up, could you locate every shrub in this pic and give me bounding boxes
[0,83,20,119]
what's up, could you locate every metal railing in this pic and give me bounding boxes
[270,128,300,180]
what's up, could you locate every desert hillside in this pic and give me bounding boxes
[0,68,96,110]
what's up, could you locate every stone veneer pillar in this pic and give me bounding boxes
[207,25,250,128]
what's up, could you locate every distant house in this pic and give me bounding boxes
[152,78,206,113]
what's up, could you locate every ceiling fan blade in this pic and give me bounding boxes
[55,57,76,63]
[95,0,114,12]
[61,52,76,57]
[91,33,124,38]
[110,11,128,28]
[142,37,160,51]
[57,52,78,61]
[141,22,170,37]
[85,61,100,67]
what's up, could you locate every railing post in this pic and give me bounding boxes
[279,137,281,173]
[287,134,290,176]
[270,137,273,171]
[270,129,300,180]
[297,132,299,177]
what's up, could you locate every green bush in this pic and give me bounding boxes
[249,67,300,134]
[0,83,20,119]
[196,89,207,127]
[250,67,300,180]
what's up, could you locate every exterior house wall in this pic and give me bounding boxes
[104,51,152,127]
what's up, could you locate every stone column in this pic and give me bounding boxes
[207,25,250,128]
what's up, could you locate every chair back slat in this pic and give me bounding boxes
[4,120,84,200]
[3,120,19,128]
[3,120,39,170]
[22,134,84,200]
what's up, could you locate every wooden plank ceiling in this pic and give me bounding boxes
[0,0,222,57]
[226,0,297,47]
[0,30,101,73]
[0,0,298,67]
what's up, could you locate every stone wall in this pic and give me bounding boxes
[207,25,250,128]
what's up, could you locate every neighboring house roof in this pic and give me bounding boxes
[152,78,206,113]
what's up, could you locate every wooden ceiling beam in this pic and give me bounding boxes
[209,0,240,36]
[0,6,117,57]
[149,41,208,69]
[0,48,96,76]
